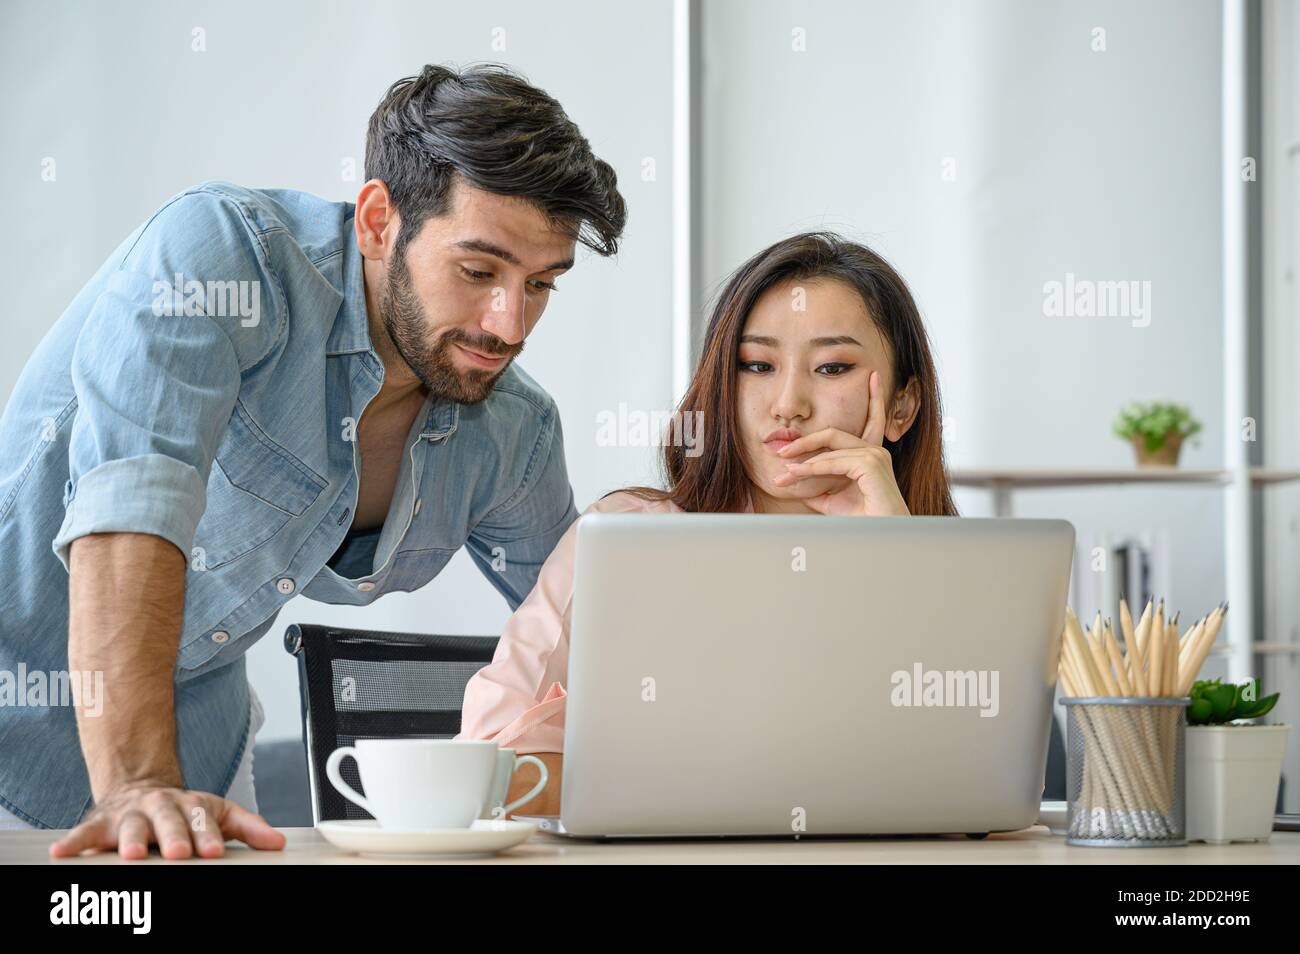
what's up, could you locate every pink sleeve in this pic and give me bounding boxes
[453,511,581,754]
[455,491,674,754]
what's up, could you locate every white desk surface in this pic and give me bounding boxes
[3,825,1297,864]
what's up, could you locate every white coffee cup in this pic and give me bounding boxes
[480,747,550,819]
[325,738,499,830]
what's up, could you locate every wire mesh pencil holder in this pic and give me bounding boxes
[1062,697,1189,847]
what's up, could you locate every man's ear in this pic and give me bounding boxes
[355,178,399,261]
[885,375,922,442]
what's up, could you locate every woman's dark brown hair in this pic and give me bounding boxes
[622,231,958,516]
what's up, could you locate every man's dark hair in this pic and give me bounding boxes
[365,63,627,257]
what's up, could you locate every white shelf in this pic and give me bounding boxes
[953,463,1300,676]
[1249,468,1300,485]
[1210,643,1300,656]
[950,467,1300,490]
[950,467,1230,490]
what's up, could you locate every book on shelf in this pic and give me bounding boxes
[1066,529,1170,651]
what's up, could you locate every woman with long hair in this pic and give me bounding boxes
[455,230,957,813]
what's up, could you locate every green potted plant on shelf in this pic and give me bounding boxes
[1185,678,1288,844]
[1112,402,1202,466]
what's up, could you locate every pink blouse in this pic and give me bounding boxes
[454,488,753,753]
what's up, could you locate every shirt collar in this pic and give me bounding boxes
[326,214,374,357]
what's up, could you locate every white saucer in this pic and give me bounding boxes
[316,818,537,857]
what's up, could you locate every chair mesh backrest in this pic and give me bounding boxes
[284,624,498,822]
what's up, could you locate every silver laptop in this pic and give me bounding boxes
[518,513,1074,839]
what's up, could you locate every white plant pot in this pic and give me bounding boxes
[1185,724,1289,844]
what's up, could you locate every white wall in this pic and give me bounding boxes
[1262,0,1300,812]
[699,0,1229,637]
[697,0,1260,797]
[703,0,1223,456]
[0,0,677,741]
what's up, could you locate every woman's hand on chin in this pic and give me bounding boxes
[769,370,911,517]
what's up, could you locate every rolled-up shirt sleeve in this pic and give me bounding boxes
[50,193,258,572]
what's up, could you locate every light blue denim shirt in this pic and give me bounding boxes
[0,181,579,828]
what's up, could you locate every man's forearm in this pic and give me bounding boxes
[68,532,187,798]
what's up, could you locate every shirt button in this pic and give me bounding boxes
[277,577,296,595]
[414,498,422,515]
[211,631,230,643]
[357,581,376,592]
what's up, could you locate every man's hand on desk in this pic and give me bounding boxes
[505,752,563,818]
[54,532,285,860]
[49,784,286,860]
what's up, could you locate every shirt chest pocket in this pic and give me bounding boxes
[191,403,328,570]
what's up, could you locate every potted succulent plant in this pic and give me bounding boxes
[1112,402,1202,466]
[1184,678,1287,844]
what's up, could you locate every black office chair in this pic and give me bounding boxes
[283,624,499,824]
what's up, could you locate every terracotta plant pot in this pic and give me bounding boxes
[1185,724,1289,844]
[1131,431,1184,467]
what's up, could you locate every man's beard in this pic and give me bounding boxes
[379,245,521,404]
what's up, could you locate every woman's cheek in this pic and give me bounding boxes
[810,395,852,435]
[828,386,868,435]
[737,392,768,446]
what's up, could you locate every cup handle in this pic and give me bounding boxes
[500,755,549,816]
[325,746,375,816]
